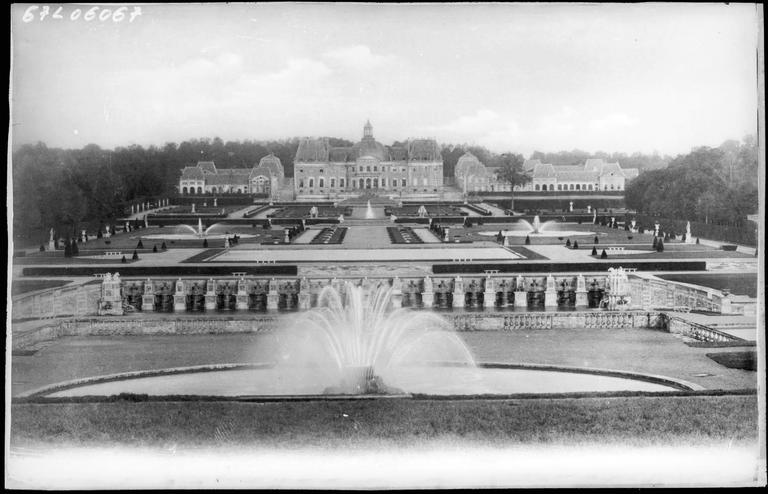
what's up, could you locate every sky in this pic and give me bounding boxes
[10,3,762,156]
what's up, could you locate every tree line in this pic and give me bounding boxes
[624,136,758,227]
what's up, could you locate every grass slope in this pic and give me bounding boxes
[11,394,757,450]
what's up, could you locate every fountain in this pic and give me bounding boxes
[480,214,593,238]
[28,281,694,398]
[278,282,476,394]
[141,220,257,241]
[365,200,375,219]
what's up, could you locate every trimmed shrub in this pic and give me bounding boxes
[39,245,45,252]
[161,242,167,250]
[565,239,571,247]
[696,238,700,244]
[600,249,608,259]
[203,238,209,248]
[591,246,597,256]
[656,238,665,252]
[121,255,127,263]
[525,235,531,245]
[594,236,599,244]
[132,250,139,260]
[71,239,79,256]
[152,245,158,253]
[573,241,579,249]
[63,239,72,258]
[652,237,658,249]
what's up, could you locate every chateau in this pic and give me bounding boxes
[177,122,640,199]
[293,121,443,198]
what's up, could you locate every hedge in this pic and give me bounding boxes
[633,214,756,247]
[21,265,298,277]
[431,261,707,274]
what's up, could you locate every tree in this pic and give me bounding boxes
[495,153,530,212]
[132,250,139,260]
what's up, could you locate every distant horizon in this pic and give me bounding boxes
[10,3,760,157]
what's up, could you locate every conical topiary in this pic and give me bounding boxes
[161,241,167,250]
[153,245,158,253]
[137,239,144,249]
[573,241,579,249]
[565,239,571,247]
[591,246,597,255]
[594,236,599,244]
[652,237,658,249]
[600,249,608,259]
[656,238,664,252]
[525,235,531,245]
[203,238,208,248]
[132,250,139,260]
[121,255,127,263]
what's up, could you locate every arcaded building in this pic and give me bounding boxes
[178,154,285,198]
[521,158,639,192]
[293,121,444,198]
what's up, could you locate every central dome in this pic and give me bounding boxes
[353,120,388,160]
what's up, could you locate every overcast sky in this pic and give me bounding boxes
[10,3,761,156]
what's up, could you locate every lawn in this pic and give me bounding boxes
[11,279,72,296]
[9,393,758,449]
[657,273,759,297]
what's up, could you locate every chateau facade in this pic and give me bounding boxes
[293,121,443,197]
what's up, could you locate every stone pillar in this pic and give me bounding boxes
[483,276,496,308]
[142,278,156,312]
[298,277,311,310]
[236,277,249,311]
[267,278,279,310]
[452,276,465,308]
[422,276,434,308]
[443,227,451,242]
[720,293,733,314]
[575,274,588,307]
[284,228,291,244]
[173,278,186,312]
[514,275,527,308]
[390,277,403,309]
[205,278,217,311]
[544,274,558,307]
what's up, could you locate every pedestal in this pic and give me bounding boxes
[298,292,311,310]
[545,290,558,307]
[422,292,434,308]
[514,291,527,307]
[575,290,588,307]
[48,240,56,251]
[449,290,463,308]
[483,291,496,308]
[390,291,402,309]
[236,294,248,311]
[142,295,156,311]
[205,294,217,311]
[267,293,279,310]
[173,295,186,312]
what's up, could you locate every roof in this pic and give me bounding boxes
[523,159,541,172]
[600,162,623,176]
[555,170,600,181]
[204,169,250,186]
[455,152,487,178]
[583,158,606,172]
[295,138,330,162]
[181,166,205,180]
[407,139,442,161]
[257,153,284,178]
[532,163,556,178]
[329,147,355,162]
[388,146,408,161]
[353,137,387,161]
[197,161,217,174]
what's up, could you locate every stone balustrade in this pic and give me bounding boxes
[663,315,743,343]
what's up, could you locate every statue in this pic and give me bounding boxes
[454,276,464,293]
[423,276,433,293]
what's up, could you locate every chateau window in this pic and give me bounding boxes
[381,178,386,188]
[575,184,581,190]
[197,187,202,194]
[402,179,407,187]
[299,180,304,188]
[569,184,574,191]
[557,184,562,191]
[320,169,324,174]
[182,187,188,194]
[352,167,356,172]
[340,178,345,188]
[367,166,371,172]
[299,169,304,174]
[330,178,335,188]
[373,166,377,172]
[308,178,314,188]
[535,184,540,191]
[373,178,379,188]
[610,184,614,190]
[588,184,592,190]
[319,178,325,188]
